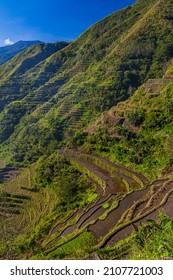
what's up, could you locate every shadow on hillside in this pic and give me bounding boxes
[0,166,18,183]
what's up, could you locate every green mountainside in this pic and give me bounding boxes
[83,62,173,180]
[1,0,173,164]
[0,41,69,147]
[0,0,173,260]
[0,40,43,65]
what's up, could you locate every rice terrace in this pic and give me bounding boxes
[1,0,173,260]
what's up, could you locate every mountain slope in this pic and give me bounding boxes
[1,0,173,165]
[83,60,173,179]
[0,40,43,65]
[0,42,69,149]
[0,41,69,111]
[1,0,173,260]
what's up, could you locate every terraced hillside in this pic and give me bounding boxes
[0,162,57,259]
[84,61,173,180]
[0,41,68,112]
[0,144,173,260]
[0,0,173,165]
[0,41,42,65]
[30,150,173,259]
[1,0,173,260]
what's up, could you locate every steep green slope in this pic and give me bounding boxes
[82,62,173,180]
[0,40,43,65]
[0,42,68,145]
[1,0,173,165]
[0,41,69,111]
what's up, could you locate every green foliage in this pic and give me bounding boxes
[73,131,88,146]
[0,183,4,197]
[0,102,27,143]
[115,125,137,140]
[130,212,173,259]
[102,202,110,209]
[34,154,96,210]
[49,232,96,259]
[166,134,173,165]
[82,75,173,179]
[127,109,145,126]
[98,212,173,260]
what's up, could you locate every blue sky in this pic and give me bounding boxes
[0,0,136,46]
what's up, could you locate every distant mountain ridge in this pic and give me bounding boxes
[0,40,43,65]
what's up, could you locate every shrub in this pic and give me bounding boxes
[127,109,145,126]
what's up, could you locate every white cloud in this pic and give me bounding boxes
[4,38,14,45]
